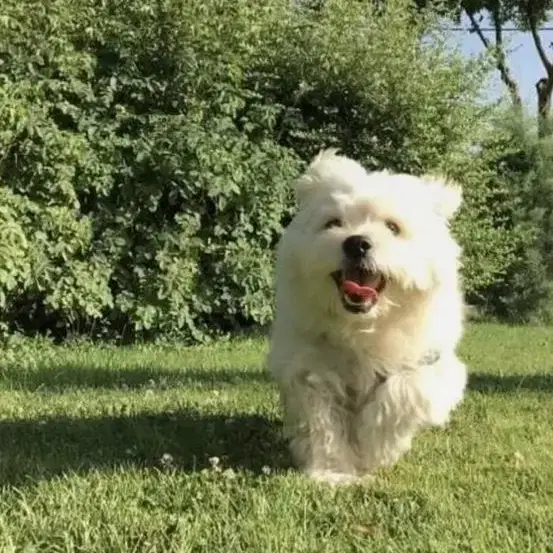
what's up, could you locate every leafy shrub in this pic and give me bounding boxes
[470,111,553,322]
[0,0,532,341]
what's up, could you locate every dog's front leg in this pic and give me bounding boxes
[396,354,468,427]
[354,356,467,473]
[279,372,359,485]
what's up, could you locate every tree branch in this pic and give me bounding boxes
[466,10,522,106]
[492,8,502,50]
[467,11,491,49]
[527,9,553,76]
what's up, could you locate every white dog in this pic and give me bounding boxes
[267,149,467,485]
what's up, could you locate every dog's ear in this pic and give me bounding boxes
[424,176,462,219]
[293,148,341,205]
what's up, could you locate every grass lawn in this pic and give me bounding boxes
[0,323,552,552]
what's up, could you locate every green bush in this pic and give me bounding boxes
[0,0,532,341]
[469,111,553,322]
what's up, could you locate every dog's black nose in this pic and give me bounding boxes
[342,235,371,259]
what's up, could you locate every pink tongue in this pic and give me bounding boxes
[342,280,378,300]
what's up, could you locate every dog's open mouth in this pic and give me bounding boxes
[331,267,385,313]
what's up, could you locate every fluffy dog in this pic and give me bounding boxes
[267,149,467,485]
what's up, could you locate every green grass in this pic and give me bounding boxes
[0,323,552,552]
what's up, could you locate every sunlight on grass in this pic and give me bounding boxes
[0,324,552,552]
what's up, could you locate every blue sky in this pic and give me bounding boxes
[450,14,553,112]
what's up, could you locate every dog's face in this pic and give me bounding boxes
[279,150,462,321]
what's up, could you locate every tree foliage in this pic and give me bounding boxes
[0,0,538,341]
[475,110,553,321]
[413,0,552,23]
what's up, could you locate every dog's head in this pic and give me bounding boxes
[278,149,462,321]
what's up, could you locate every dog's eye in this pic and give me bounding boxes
[385,220,401,235]
[323,218,342,230]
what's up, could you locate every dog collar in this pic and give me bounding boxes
[355,350,442,409]
[419,349,441,366]
[373,349,441,386]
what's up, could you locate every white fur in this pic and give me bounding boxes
[267,149,467,485]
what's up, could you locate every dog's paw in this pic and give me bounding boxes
[423,396,453,427]
[307,469,358,486]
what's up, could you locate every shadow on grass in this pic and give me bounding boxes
[469,373,553,394]
[0,410,290,486]
[7,367,552,394]
[0,364,270,391]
